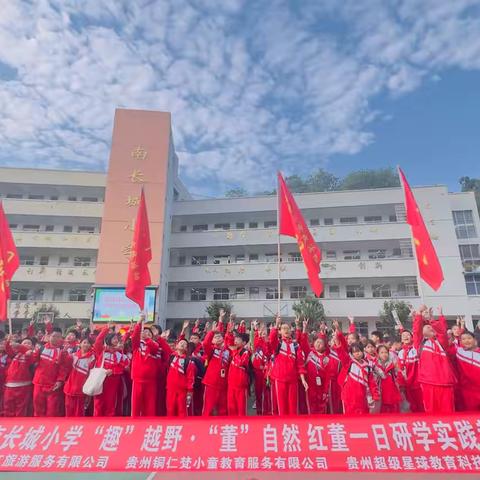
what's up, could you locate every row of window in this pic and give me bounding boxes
[2,194,101,202]
[20,256,94,267]
[9,224,97,234]
[11,288,88,302]
[176,215,399,233]
[174,283,419,301]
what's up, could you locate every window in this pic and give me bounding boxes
[364,216,382,223]
[392,248,402,257]
[39,256,49,266]
[324,218,333,225]
[249,222,258,229]
[45,225,54,232]
[69,289,87,301]
[74,256,91,267]
[310,219,319,226]
[190,288,207,301]
[326,250,336,259]
[397,282,419,297]
[20,255,35,266]
[290,286,307,299]
[214,223,230,230]
[372,284,392,298]
[249,287,260,299]
[249,254,259,262]
[191,256,207,265]
[266,287,282,299]
[236,222,245,229]
[179,225,187,232]
[235,255,245,264]
[68,196,77,201]
[265,253,279,263]
[213,255,230,265]
[368,249,386,260]
[213,288,230,300]
[343,250,361,260]
[288,252,301,262]
[63,226,73,233]
[53,289,64,301]
[11,289,28,301]
[28,194,44,200]
[193,224,208,232]
[78,226,95,233]
[459,244,480,272]
[50,196,58,200]
[178,255,186,266]
[32,289,44,300]
[81,197,98,202]
[465,274,480,295]
[6,193,22,199]
[8,224,18,230]
[389,215,397,222]
[328,285,340,298]
[346,285,365,298]
[175,288,185,301]
[59,256,69,265]
[453,210,477,239]
[23,225,40,232]
[264,221,277,228]
[340,217,358,224]
[235,287,246,299]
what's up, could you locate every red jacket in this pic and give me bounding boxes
[252,333,270,372]
[269,327,306,383]
[64,349,96,396]
[453,346,480,392]
[397,344,420,389]
[228,347,251,389]
[33,343,71,387]
[167,353,196,392]
[93,327,129,375]
[131,323,161,382]
[5,342,36,386]
[413,314,456,386]
[378,360,401,406]
[202,330,231,389]
[0,353,9,386]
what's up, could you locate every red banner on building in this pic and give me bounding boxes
[0,414,479,473]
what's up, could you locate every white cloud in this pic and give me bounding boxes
[0,0,480,195]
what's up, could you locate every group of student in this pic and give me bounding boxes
[0,305,478,417]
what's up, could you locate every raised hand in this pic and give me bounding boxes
[347,315,355,324]
[182,320,190,332]
[332,319,340,331]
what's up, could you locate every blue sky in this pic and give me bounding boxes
[0,1,479,197]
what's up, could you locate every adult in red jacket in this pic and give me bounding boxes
[4,337,36,417]
[269,316,308,416]
[452,331,480,411]
[131,318,165,417]
[167,339,196,417]
[32,328,71,416]
[377,345,401,413]
[93,325,129,416]
[64,338,96,416]
[413,306,456,413]
[227,332,251,416]
[202,317,233,416]
[252,322,271,415]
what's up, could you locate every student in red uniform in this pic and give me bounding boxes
[32,327,70,417]
[64,338,96,416]
[377,345,401,413]
[251,321,271,415]
[269,315,308,416]
[4,337,36,417]
[413,306,456,413]
[202,313,232,416]
[93,325,129,416]
[63,330,80,356]
[452,331,480,411]
[227,332,251,416]
[131,316,163,417]
[0,338,9,416]
[166,339,196,417]
[333,324,379,415]
[187,328,206,416]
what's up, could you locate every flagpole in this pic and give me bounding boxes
[397,166,426,306]
[277,173,281,317]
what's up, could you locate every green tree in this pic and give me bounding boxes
[459,176,480,215]
[225,187,248,198]
[306,169,339,192]
[292,296,326,326]
[206,301,233,321]
[379,300,412,335]
[340,167,400,191]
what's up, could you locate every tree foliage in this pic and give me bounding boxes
[206,301,233,321]
[225,187,248,198]
[339,168,400,191]
[459,176,480,215]
[292,296,326,326]
[379,300,412,335]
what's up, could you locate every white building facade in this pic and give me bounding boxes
[1,166,479,333]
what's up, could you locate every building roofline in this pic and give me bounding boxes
[0,166,107,176]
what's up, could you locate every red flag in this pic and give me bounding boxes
[0,201,20,321]
[398,167,444,291]
[125,189,152,310]
[278,172,323,297]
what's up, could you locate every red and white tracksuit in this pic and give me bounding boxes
[202,330,232,416]
[93,327,129,417]
[377,360,401,413]
[32,343,71,417]
[167,353,196,417]
[227,347,251,416]
[269,328,306,416]
[413,314,456,413]
[334,332,379,415]
[0,352,9,416]
[397,343,424,412]
[63,349,96,416]
[3,342,35,417]
[452,345,480,411]
[252,334,271,415]
[328,349,342,414]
